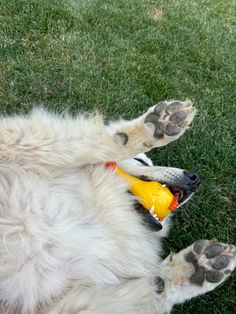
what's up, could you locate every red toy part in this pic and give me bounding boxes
[168,195,179,211]
[105,161,117,169]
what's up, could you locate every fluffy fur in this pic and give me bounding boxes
[0,101,235,314]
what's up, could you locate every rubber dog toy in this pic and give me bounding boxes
[105,162,179,222]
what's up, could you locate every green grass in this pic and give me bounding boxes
[0,0,235,312]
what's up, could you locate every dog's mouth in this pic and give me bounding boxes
[135,169,200,231]
[159,170,200,208]
[134,178,200,232]
[138,174,200,208]
[135,182,198,232]
[168,185,194,208]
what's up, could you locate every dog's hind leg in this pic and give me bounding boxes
[47,277,171,314]
[47,241,235,314]
[158,240,236,310]
[0,100,195,168]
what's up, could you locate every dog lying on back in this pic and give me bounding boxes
[0,100,235,314]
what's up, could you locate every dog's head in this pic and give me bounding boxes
[149,168,200,207]
[132,154,200,230]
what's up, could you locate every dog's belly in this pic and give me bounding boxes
[0,165,160,311]
[52,165,161,275]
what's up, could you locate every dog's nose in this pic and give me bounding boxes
[183,171,200,191]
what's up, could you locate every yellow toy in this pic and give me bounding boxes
[105,162,179,222]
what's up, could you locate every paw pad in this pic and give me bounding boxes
[185,240,235,286]
[154,276,165,294]
[116,132,129,145]
[190,266,205,285]
[205,244,224,258]
[166,101,183,114]
[169,111,187,123]
[206,270,224,283]
[165,125,181,136]
[144,113,165,138]
[213,255,231,270]
[144,100,195,140]
[193,240,208,255]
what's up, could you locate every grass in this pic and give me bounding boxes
[0,0,235,312]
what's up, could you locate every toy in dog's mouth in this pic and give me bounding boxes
[136,176,200,231]
[137,173,200,208]
[105,162,200,231]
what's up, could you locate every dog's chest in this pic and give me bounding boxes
[51,166,160,277]
[53,165,162,233]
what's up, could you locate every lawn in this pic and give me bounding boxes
[0,0,235,312]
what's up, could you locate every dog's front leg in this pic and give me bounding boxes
[0,100,195,167]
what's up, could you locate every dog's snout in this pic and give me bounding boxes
[183,171,200,190]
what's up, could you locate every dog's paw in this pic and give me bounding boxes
[143,100,196,147]
[185,240,236,287]
[113,100,196,154]
[162,240,235,303]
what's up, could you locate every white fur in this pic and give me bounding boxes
[0,105,234,314]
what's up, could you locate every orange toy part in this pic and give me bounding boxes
[105,162,179,221]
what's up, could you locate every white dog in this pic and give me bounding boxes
[0,100,235,314]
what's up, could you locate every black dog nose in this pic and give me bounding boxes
[183,171,200,190]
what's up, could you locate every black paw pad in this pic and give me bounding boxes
[213,255,230,270]
[190,266,205,286]
[154,121,164,138]
[167,101,183,114]
[144,113,160,124]
[193,240,208,255]
[144,114,164,139]
[169,111,187,123]
[206,270,224,283]
[165,125,181,136]
[154,102,166,115]
[185,251,197,265]
[154,276,165,294]
[205,244,224,258]
[116,132,128,145]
